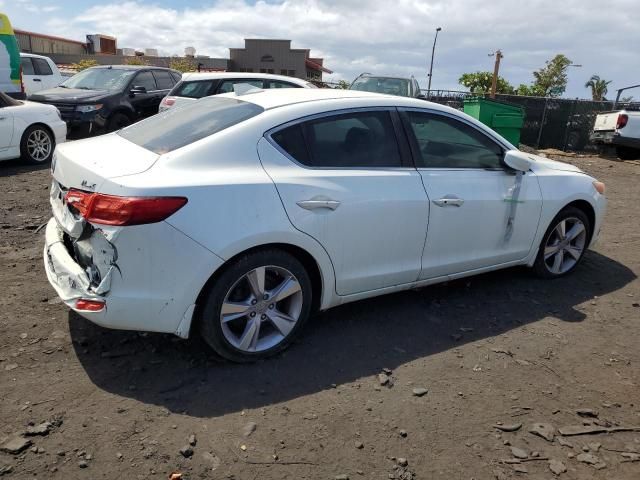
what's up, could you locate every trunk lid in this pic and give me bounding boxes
[593,111,620,132]
[52,133,160,191]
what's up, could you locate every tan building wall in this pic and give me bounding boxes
[230,39,327,81]
[15,30,87,55]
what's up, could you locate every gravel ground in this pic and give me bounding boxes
[0,154,639,479]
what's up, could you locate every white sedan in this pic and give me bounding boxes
[43,89,606,362]
[0,91,66,163]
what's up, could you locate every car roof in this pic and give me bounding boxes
[20,52,51,60]
[181,71,312,86]
[89,65,177,72]
[218,87,444,111]
[354,75,413,82]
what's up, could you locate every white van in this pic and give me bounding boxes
[20,53,64,96]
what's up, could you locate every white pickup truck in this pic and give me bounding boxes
[590,110,640,159]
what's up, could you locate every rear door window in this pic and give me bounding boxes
[152,70,175,90]
[272,110,402,168]
[118,97,264,154]
[171,80,216,98]
[21,57,35,75]
[32,58,53,75]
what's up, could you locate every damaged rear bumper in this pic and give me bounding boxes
[43,218,109,304]
[43,181,224,337]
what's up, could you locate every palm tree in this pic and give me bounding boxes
[585,75,612,101]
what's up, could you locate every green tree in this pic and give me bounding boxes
[71,59,99,71]
[514,83,545,96]
[584,75,612,101]
[169,57,196,73]
[336,79,350,89]
[458,71,514,94]
[531,54,572,97]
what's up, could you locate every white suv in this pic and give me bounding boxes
[159,72,316,111]
[20,53,65,97]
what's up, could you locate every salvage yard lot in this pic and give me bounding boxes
[0,154,639,479]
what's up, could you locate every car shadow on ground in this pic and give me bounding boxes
[0,159,50,178]
[68,251,635,418]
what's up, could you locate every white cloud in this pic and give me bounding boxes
[9,0,640,97]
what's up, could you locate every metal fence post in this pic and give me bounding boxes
[536,97,549,149]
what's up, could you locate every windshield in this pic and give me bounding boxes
[61,68,136,91]
[118,96,264,154]
[350,76,411,97]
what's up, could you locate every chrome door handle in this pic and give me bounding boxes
[433,196,464,207]
[296,199,341,211]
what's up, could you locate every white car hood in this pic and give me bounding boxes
[53,133,159,190]
[528,154,584,174]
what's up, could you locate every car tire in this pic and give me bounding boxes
[199,249,313,362]
[532,206,591,278]
[616,146,639,160]
[107,112,131,132]
[20,125,55,164]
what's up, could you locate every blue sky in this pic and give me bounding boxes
[2,0,639,99]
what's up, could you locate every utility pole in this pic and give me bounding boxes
[489,49,503,99]
[426,27,442,99]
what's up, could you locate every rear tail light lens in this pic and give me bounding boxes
[64,189,187,226]
[616,114,628,129]
[19,64,25,95]
[76,299,105,311]
[593,181,605,195]
[162,97,176,106]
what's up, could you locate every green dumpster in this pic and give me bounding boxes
[463,97,525,146]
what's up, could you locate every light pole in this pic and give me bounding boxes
[426,27,442,99]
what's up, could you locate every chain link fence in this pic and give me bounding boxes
[422,90,640,151]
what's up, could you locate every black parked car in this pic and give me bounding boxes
[29,65,181,136]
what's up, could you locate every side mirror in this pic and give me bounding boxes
[130,85,147,96]
[504,149,534,172]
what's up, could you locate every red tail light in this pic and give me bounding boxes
[65,189,187,226]
[19,64,25,95]
[162,97,176,106]
[617,114,628,129]
[76,299,105,311]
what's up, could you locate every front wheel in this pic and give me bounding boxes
[532,206,591,278]
[199,250,312,362]
[20,125,54,164]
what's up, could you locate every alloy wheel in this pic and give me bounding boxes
[26,129,52,162]
[543,217,587,274]
[220,265,304,353]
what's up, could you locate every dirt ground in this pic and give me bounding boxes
[0,153,639,480]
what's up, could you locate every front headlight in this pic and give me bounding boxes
[77,104,103,113]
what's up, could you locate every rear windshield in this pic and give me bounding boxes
[118,96,264,154]
[350,76,410,97]
[170,80,216,99]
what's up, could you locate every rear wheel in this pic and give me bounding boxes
[20,125,54,164]
[199,250,312,362]
[532,206,590,278]
[107,112,131,132]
